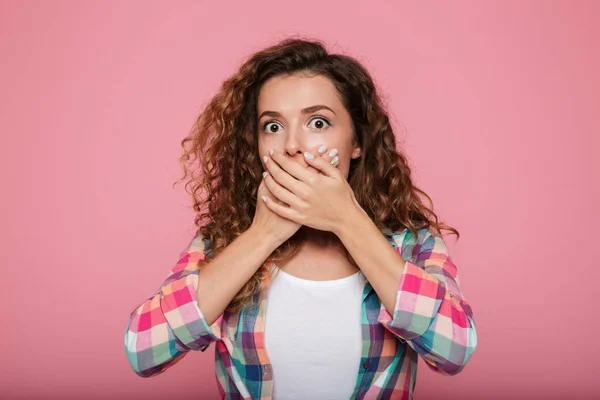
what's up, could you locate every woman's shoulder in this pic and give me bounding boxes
[178,228,213,259]
[380,224,439,249]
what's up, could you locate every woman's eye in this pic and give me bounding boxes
[263,121,283,133]
[309,117,330,130]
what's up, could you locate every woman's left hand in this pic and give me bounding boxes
[261,148,363,234]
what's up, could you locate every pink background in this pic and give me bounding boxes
[1,1,598,399]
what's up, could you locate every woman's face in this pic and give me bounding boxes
[256,73,361,179]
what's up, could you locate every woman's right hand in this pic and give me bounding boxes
[251,146,337,247]
[251,178,302,248]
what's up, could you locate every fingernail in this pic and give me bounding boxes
[304,152,315,160]
[330,156,339,166]
[262,171,268,178]
[261,195,267,202]
[263,156,269,163]
[328,148,338,157]
[268,149,274,156]
[318,145,327,154]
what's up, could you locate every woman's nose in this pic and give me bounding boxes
[283,128,304,157]
[284,143,303,157]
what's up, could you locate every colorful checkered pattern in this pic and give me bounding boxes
[125,227,477,399]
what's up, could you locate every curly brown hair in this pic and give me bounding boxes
[175,37,459,313]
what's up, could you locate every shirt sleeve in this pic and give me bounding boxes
[377,228,478,375]
[124,230,222,378]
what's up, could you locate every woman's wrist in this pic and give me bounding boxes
[332,204,372,239]
[245,224,287,254]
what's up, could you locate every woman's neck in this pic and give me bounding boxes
[294,226,358,269]
[296,226,343,250]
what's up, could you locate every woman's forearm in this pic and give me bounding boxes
[334,207,406,315]
[196,227,279,326]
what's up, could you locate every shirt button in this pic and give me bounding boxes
[363,361,370,369]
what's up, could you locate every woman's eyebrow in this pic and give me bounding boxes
[301,105,336,115]
[258,111,281,119]
[258,105,336,120]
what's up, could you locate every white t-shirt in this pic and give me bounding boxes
[264,267,366,399]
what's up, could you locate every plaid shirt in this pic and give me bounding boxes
[125,226,477,399]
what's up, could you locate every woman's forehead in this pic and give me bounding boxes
[257,74,344,114]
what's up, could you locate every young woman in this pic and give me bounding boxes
[124,38,477,399]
